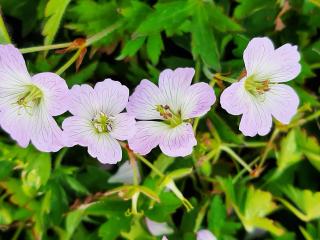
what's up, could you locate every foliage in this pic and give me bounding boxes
[0,0,319,239]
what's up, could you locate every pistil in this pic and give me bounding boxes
[156,104,182,127]
[92,112,113,133]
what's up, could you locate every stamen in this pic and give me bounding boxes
[155,104,182,127]
[244,75,271,97]
[92,112,113,133]
[17,85,43,114]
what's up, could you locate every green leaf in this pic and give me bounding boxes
[66,209,84,238]
[0,14,11,43]
[135,0,192,36]
[0,160,13,180]
[42,0,71,46]
[276,129,303,173]
[191,1,220,71]
[116,37,146,60]
[146,33,164,65]
[98,216,131,240]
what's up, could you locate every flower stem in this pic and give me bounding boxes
[258,128,280,168]
[20,42,71,54]
[55,49,82,75]
[135,154,165,178]
[220,145,252,173]
[54,148,68,169]
[85,22,121,47]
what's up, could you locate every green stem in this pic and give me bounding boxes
[193,118,200,133]
[220,145,252,173]
[194,59,201,83]
[20,42,71,54]
[225,141,267,148]
[258,128,280,168]
[54,148,68,169]
[12,222,24,240]
[85,22,121,47]
[288,110,320,128]
[194,199,209,232]
[55,49,81,75]
[232,156,260,183]
[135,154,164,178]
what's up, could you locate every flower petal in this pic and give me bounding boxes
[145,218,174,236]
[29,105,65,152]
[0,45,31,109]
[181,82,216,119]
[31,72,69,116]
[264,44,301,83]
[68,84,98,118]
[243,37,275,76]
[108,160,141,184]
[128,121,168,155]
[159,123,197,157]
[127,79,164,120]
[110,113,136,141]
[87,134,122,164]
[265,84,299,124]
[62,116,94,147]
[197,230,217,240]
[239,97,272,137]
[0,105,31,147]
[220,79,249,115]
[158,68,195,113]
[94,79,129,116]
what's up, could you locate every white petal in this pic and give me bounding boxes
[145,218,174,236]
[264,84,299,124]
[197,230,217,240]
[110,113,136,141]
[243,37,275,76]
[128,121,169,155]
[94,79,129,115]
[87,134,122,164]
[127,79,165,120]
[159,123,197,157]
[108,160,140,184]
[181,82,216,119]
[239,96,272,137]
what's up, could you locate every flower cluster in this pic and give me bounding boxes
[0,37,300,163]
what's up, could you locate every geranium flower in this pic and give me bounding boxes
[220,37,300,136]
[0,44,69,152]
[108,160,141,184]
[197,229,217,240]
[62,79,136,164]
[145,218,174,236]
[127,68,215,157]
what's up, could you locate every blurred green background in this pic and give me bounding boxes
[0,0,319,239]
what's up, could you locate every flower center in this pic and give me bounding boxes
[17,85,43,109]
[244,75,270,96]
[92,112,113,133]
[156,104,182,127]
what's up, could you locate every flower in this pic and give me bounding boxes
[145,218,174,236]
[197,229,217,240]
[220,37,300,136]
[127,68,215,157]
[108,160,141,184]
[0,44,69,152]
[62,79,136,164]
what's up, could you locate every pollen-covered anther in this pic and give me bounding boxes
[17,85,43,109]
[92,112,113,133]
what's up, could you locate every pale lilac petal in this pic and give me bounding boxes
[128,121,169,155]
[239,97,272,137]
[220,79,250,115]
[0,45,31,109]
[145,218,174,236]
[264,84,299,124]
[31,72,69,116]
[62,116,93,147]
[126,79,165,120]
[262,44,301,83]
[87,134,122,164]
[159,68,195,113]
[181,82,216,119]
[68,84,98,118]
[162,237,168,240]
[29,105,64,152]
[94,79,129,115]
[197,230,217,240]
[159,123,197,157]
[243,37,274,76]
[0,105,31,147]
[110,113,136,141]
[108,160,141,184]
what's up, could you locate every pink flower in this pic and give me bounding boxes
[220,37,300,136]
[197,229,217,240]
[62,79,136,164]
[0,44,69,152]
[127,68,215,157]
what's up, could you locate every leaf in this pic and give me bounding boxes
[191,1,220,71]
[98,216,131,240]
[66,209,84,238]
[67,62,99,86]
[0,14,11,43]
[146,33,164,65]
[116,37,146,60]
[135,0,192,36]
[276,129,303,174]
[42,0,71,46]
